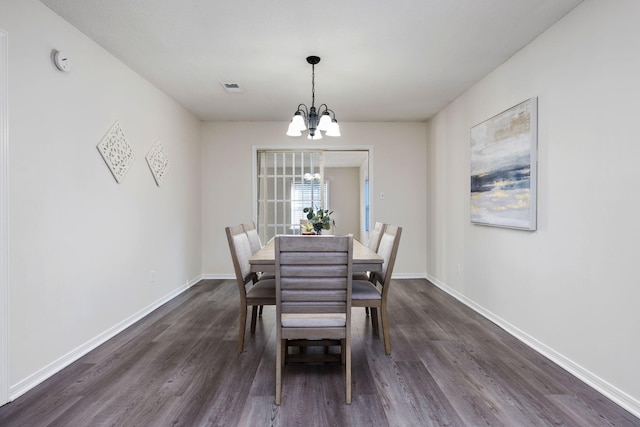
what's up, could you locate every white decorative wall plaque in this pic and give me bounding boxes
[145,140,169,186]
[97,121,135,183]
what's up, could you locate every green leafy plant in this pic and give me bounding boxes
[303,206,335,234]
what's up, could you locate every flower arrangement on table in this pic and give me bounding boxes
[302,206,335,235]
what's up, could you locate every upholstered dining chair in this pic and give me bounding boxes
[353,222,385,282]
[242,221,263,254]
[367,221,385,252]
[242,221,274,284]
[275,235,353,405]
[225,224,276,353]
[352,224,402,355]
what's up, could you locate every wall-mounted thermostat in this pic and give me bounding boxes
[52,50,71,72]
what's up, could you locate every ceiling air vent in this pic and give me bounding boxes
[221,82,244,93]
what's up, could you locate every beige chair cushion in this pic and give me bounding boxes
[281,313,346,328]
[352,280,382,300]
[245,228,262,254]
[246,279,275,299]
[231,233,253,279]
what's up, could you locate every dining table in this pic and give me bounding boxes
[248,236,383,274]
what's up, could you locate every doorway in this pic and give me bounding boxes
[0,27,9,405]
[254,149,371,244]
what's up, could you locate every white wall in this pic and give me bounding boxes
[426,0,640,414]
[201,121,427,277]
[1,0,202,398]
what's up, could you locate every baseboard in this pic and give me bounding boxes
[201,274,234,280]
[391,273,428,280]
[426,274,640,419]
[9,276,202,401]
[204,273,426,280]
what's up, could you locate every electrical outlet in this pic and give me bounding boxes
[456,264,462,275]
[150,270,156,283]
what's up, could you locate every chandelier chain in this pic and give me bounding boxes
[311,63,315,108]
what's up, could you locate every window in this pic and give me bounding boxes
[290,180,329,231]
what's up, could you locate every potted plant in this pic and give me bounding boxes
[303,206,335,235]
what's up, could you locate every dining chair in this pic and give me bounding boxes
[225,224,276,353]
[368,221,385,252]
[275,235,353,405]
[353,222,385,282]
[352,224,402,355]
[242,221,263,254]
[243,221,275,293]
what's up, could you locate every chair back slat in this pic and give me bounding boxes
[282,289,347,302]
[280,274,347,290]
[281,303,347,314]
[280,253,349,267]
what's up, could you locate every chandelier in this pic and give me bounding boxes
[286,56,341,140]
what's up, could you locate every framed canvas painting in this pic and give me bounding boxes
[470,97,537,230]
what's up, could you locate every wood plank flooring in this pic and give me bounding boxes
[0,278,638,426]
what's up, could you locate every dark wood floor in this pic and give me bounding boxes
[0,278,638,426]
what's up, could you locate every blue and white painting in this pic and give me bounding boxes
[471,98,537,230]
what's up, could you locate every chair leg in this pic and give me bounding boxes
[365,307,370,317]
[381,303,391,355]
[340,339,346,364]
[345,337,352,404]
[259,305,264,316]
[250,306,258,333]
[370,307,380,336]
[276,338,283,405]
[282,339,287,366]
[238,307,247,353]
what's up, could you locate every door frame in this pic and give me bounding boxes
[0,27,9,405]
[252,144,374,241]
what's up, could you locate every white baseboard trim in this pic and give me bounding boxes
[204,273,427,280]
[426,274,640,419]
[201,274,234,280]
[391,273,428,280]
[9,276,202,401]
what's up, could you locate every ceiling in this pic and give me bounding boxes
[40,0,582,123]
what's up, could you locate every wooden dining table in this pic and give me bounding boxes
[249,236,383,274]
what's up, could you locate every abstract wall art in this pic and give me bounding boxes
[145,140,169,186]
[97,121,135,183]
[470,97,538,230]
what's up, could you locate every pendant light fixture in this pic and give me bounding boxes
[286,56,341,140]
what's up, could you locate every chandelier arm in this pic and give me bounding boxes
[317,105,337,119]
[296,103,309,118]
[325,108,336,119]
